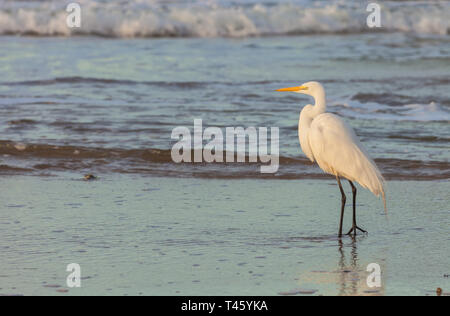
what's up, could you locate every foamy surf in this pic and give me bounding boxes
[0,0,449,37]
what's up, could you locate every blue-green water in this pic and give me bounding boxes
[0,34,449,179]
[0,3,449,178]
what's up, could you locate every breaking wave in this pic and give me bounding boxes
[0,0,449,38]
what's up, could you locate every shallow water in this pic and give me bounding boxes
[0,176,448,296]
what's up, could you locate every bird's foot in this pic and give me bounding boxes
[346,226,367,236]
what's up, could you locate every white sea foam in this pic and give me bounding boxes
[336,100,450,122]
[402,102,450,122]
[0,0,449,37]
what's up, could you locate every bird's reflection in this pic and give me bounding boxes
[294,235,385,296]
[337,237,359,295]
[336,237,384,296]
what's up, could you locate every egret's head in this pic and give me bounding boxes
[276,81,324,98]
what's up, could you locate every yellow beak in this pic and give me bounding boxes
[276,86,308,92]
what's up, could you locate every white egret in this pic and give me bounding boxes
[277,82,386,237]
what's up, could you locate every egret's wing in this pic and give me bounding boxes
[309,113,386,210]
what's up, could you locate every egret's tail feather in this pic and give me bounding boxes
[353,145,387,213]
[380,179,387,214]
[367,165,387,214]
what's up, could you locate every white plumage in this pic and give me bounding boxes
[308,113,386,208]
[277,81,386,236]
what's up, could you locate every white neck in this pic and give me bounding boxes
[298,87,326,162]
[299,88,327,138]
[311,88,326,117]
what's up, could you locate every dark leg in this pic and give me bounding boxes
[337,177,346,238]
[346,181,367,236]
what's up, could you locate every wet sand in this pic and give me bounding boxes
[0,175,448,296]
[1,140,449,180]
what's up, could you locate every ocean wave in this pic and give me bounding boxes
[0,0,449,38]
[0,140,448,180]
[0,76,211,88]
[335,94,450,122]
[2,76,449,123]
[0,76,282,88]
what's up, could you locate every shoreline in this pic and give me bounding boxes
[1,140,448,181]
